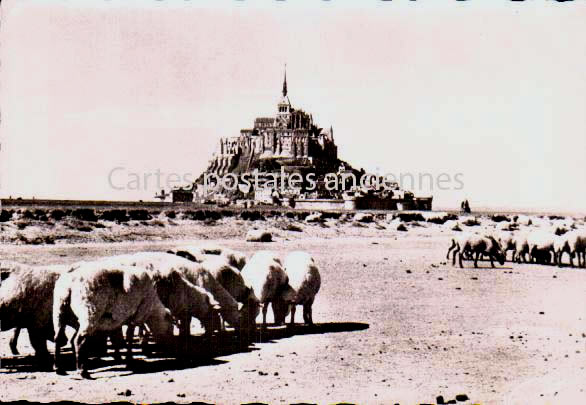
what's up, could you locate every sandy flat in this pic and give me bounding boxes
[0,216,585,404]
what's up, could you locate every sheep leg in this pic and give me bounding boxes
[473,251,480,268]
[28,328,52,370]
[289,304,296,326]
[520,251,527,263]
[489,255,495,268]
[511,250,516,263]
[9,327,21,355]
[180,314,191,338]
[54,321,70,375]
[303,299,314,325]
[139,324,152,356]
[446,240,455,260]
[261,304,268,329]
[109,328,125,362]
[452,245,460,266]
[125,325,136,367]
[74,332,92,379]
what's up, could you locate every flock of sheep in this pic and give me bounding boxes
[0,246,321,379]
[447,219,586,269]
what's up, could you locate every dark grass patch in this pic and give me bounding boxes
[100,209,130,222]
[426,213,458,225]
[321,212,342,220]
[128,209,152,221]
[72,208,98,222]
[462,217,480,226]
[397,223,408,231]
[50,209,67,221]
[491,214,510,223]
[240,211,265,221]
[395,213,425,222]
[549,215,565,220]
[284,223,302,232]
[0,210,14,222]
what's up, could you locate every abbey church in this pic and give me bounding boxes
[202,70,340,177]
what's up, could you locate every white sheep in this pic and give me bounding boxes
[555,229,586,267]
[97,253,223,337]
[167,248,259,332]
[0,261,68,368]
[53,262,175,379]
[241,251,290,328]
[526,231,558,265]
[511,232,530,263]
[273,251,321,326]
[168,244,247,270]
[447,233,506,268]
[496,231,517,262]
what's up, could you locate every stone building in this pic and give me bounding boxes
[203,70,338,177]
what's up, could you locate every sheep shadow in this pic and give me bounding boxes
[0,322,369,377]
[251,321,369,344]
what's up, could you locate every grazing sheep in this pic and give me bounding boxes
[97,253,223,337]
[555,229,586,267]
[198,256,258,304]
[0,261,68,367]
[512,233,530,263]
[168,244,247,270]
[198,256,260,331]
[119,252,243,331]
[497,232,518,262]
[273,252,321,326]
[241,251,290,327]
[245,229,272,242]
[447,234,505,268]
[526,231,558,265]
[53,262,175,379]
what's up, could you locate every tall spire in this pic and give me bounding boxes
[282,63,287,97]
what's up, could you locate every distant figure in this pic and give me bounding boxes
[271,188,282,206]
[461,199,471,213]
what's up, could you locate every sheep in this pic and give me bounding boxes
[555,229,586,267]
[97,253,223,337]
[526,231,558,265]
[241,251,290,328]
[273,251,321,326]
[168,244,247,270]
[0,261,68,368]
[166,248,259,333]
[513,233,530,263]
[198,256,260,332]
[447,234,506,268]
[198,256,258,305]
[107,252,243,332]
[496,232,517,262]
[53,262,175,379]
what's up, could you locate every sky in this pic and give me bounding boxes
[0,0,585,212]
